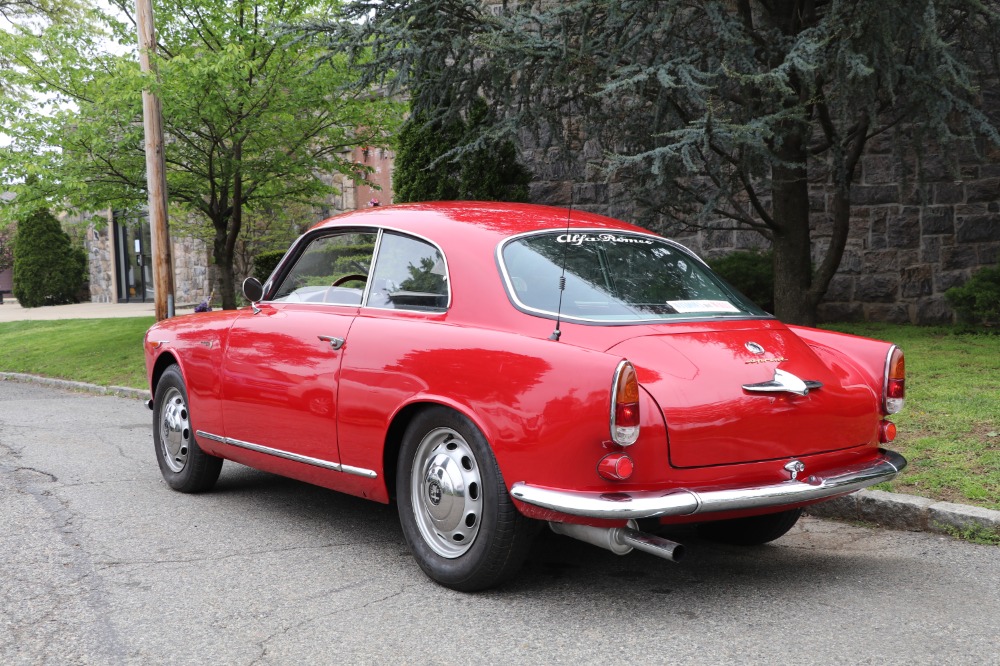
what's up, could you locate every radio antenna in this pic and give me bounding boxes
[548,197,572,342]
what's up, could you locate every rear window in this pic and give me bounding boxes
[499,231,768,323]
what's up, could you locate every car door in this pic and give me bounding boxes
[220,229,378,469]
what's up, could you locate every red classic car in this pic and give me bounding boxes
[145,202,906,591]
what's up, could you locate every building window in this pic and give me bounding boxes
[113,213,154,303]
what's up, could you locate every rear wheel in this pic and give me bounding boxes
[397,406,536,591]
[153,365,222,493]
[697,508,802,546]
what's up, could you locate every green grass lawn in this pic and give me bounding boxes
[0,317,997,510]
[825,323,1000,511]
[0,317,154,389]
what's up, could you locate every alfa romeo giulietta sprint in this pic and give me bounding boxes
[145,202,906,590]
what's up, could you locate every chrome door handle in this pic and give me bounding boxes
[318,335,345,350]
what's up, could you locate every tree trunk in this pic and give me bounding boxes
[213,220,237,310]
[770,126,816,326]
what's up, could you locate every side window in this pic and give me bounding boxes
[366,232,448,312]
[271,231,377,304]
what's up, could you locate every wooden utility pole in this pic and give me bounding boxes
[137,0,175,320]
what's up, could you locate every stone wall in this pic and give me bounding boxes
[84,211,214,306]
[524,130,1000,324]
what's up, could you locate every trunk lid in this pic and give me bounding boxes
[606,324,879,468]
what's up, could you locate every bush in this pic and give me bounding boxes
[394,98,532,204]
[710,249,774,313]
[12,209,87,307]
[253,249,287,284]
[945,265,1000,325]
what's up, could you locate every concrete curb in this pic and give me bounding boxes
[2,371,997,541]
[806,489,1000,539]
[0,372,148,401]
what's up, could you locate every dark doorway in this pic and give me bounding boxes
[114,214,154,303]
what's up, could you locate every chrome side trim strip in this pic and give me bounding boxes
[195,430,378,479]
[511,449,906,521]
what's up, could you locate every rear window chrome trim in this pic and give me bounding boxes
[496,228,757,325]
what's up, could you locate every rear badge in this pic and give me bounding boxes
[745,341,766,355]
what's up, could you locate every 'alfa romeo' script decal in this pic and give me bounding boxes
[556,233,655,246]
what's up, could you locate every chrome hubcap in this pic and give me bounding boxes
[410,427,482,558]
[159,387,191,473]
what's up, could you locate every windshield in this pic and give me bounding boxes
[499,231,769,323]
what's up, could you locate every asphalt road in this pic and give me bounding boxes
[2,381,999,666]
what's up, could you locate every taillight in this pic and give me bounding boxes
[884,346,905,414]
[611,360,640,446]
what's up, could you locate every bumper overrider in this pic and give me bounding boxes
[511,448,907,521]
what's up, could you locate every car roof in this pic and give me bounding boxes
[310,201,652,247]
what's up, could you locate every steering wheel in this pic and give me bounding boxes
[332,273,367,287]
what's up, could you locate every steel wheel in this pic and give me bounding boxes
[152,365,222,493]
[409,427,483,558]
[396,406,538,591]
[158,386,191,473]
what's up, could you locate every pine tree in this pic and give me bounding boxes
[311,0,1000,324]
[394,98,531,203]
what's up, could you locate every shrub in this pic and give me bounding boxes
[394,97,532,204]
[253,249,287,284]
[945,264,1000,325]
[12,209,87,307]
[710,249,774,313]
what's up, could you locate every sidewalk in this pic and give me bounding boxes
[0,298,194,323]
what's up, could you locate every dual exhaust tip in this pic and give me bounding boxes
[549,520,685,563]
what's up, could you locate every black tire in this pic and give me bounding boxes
[396,406,537,591]
[697,508,802,546]
[153,365,223,493]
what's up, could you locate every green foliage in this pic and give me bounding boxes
[394,98,531,203]
[320,0,1000,324]
[945,265,1000,325]
[11,209,86,307]
[0,224,14,274]
[253,249,287,284]
[710,250,774,313]
[1,0,402,309]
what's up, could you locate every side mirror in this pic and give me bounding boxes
[242,277,264,303]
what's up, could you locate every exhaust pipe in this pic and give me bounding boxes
[549,521,685,563]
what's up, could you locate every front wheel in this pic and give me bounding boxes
[153,365,222,493]
[696,508,802,546]
[397,407,536,591]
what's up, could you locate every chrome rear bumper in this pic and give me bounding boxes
[510,449,906,521]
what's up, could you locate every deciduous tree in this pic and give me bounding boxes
[1,0,400,308]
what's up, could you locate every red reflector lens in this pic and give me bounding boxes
[887,379,905,399]
[598,453,635,481]
[879,420,897,443]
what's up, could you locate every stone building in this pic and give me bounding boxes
[83,145,395,306]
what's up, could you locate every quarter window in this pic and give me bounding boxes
[367,232,448,312]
